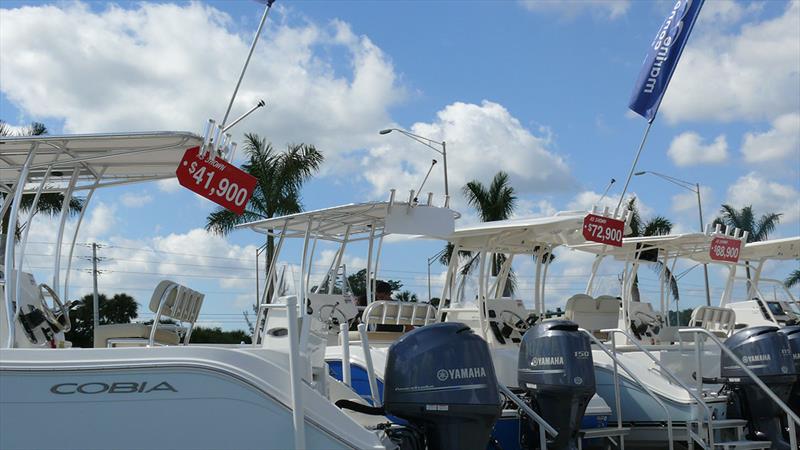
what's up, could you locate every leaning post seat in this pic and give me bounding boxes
[345,301,438,343]
[564,294,621,339]
[93,280,205,348]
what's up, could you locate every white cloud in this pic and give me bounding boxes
[156,178,181,193]
[741,113,800,163]
[0,2,403,169]
[119,192,153,208]
[363,100,574,203]
[567,190,652,218]
[667,132,728,166]
[671,185,713,216]
[519,0,631,20]
[726,172,800,223]
[661,1,800,123]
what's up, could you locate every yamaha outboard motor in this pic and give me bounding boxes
[776,326,800,439]
[383,322,503,450]
[722,326,797,449]
[518,320,595,450]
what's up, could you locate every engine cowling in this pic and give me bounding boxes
[383,322,502,450]
[722,326,797,449]
[518,320,595,450]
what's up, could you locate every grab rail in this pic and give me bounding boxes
[678,328,799,450]
[284,295,306,449]
[581,329,674,450]
[603,328,713,449]
[357,323,382,407]
[497,383,557,449]
[339,323,352,387]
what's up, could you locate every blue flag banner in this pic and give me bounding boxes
[628,0,705,122]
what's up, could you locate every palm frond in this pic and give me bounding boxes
[786,269,800,289]
[642,216,673,237]
[753,212,781,242]
[626,197,642,237]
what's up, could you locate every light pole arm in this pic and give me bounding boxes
[389,128,445,154]
[648,171,697,192]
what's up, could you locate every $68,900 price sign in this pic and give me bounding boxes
[582,214,625,247]
[709,237,741,263]
[176,147,257,215]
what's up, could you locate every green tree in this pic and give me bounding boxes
[625,197,676,303]
[442,171,519,296]
[189,326,252,344]
[1,120,84,255]
[713,204,782,282]
[65,293,138,348]
[393,290,418,302]
[346,268,403,299]
[786,269,800,289]
[204,133,323,329]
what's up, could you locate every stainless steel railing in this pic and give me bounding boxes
[679,328,799,450]
[603,328,714,449]
[581,329,675,450]
[497,383,558,449]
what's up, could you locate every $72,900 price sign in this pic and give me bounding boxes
[176,147,257,215]
[709,237,741,263]
[582,214,625,247]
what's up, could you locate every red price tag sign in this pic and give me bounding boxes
[583,214,625,247]
[176,147,257,215]
[709,236,742,263]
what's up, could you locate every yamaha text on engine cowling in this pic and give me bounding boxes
[518,320,595,450]
[383,322,503,450]
[722,326,797,450]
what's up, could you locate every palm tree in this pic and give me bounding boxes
[1,121,84,258]
[441,171,518,294]
[624,197,676,304]
[786,269,799,289]
[713,204,781,282]
[205,133,323,324]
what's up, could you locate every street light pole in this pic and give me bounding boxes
[635,170,712,306]
[379,128,449,207]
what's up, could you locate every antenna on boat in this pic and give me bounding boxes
[219,0,275,130]
[598,178,616,204]
[413,159,438,204]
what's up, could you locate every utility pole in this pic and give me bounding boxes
[92,242,100,331]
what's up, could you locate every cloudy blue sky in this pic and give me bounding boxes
[1,0,798,329]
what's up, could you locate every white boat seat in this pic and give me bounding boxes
[565,294,620,336]
[689,306,736,338]
[93,280,205,348]
[346,330,404,344]
[362,301,437,328]
[94,323,181,348]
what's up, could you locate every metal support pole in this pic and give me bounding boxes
[358,323,381,407]
[615,121,654,213]
[220,1,274,128]
[52,172,79,299]
[340,323,351,387]
[4,144,38,348]
[92,243,100,331]
[697,183,711,306]
[442,141,449,208]
[285,295,306,450]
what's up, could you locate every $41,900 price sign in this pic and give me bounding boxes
[176,147,257,215]
[583,214,625,247]
[709,237,741,263]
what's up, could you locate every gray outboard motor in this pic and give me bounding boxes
[776,326,800,438]
[722,326,797,449]
[383,322,503,450]
[518,320,595,450]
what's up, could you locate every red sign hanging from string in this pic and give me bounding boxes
[583,214,625,247]
[176,147,257,215]
[709,236,742,263]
